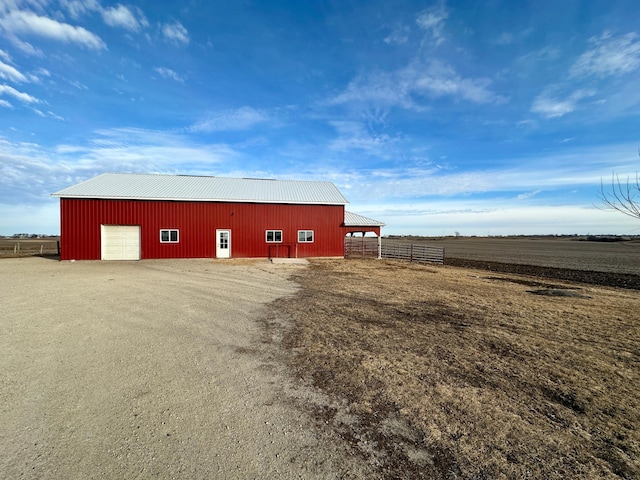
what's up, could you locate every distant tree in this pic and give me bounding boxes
[598,151,640,220]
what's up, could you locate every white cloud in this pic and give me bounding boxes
[384,24,410,45]
[0,59,27,82]
[59,0,102,19]
[33,108,64,120]
[327,69,413,108]
[0,129,239,210]
[571,32,640,78]
[81,128,237,167]
[416,2,448,45]
[153,66,185,83]
[515,190,542,200]
[0,84,40,103]
[0,10,106,50]
[516,45,561,65]
[0,98,12,107]
[325,142,639,205]
[102,4,147,32]
[414,61,506,104]
[531,88,596,118]
[327,60,505,108]
[161,21,189,45]
[328,120,396,154]
[190,106,269,132]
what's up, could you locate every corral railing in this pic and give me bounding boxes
[345,237,445,264]
[345,236,380,258]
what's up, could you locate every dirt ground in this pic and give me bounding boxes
[271,259,640,479]
[0,257,375,479]
[3,256,638,479]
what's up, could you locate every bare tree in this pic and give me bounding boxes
[598,151,640,220]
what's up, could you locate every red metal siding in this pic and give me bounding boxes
[59,199,346,260]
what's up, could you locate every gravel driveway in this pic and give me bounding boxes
[1,257,371,479]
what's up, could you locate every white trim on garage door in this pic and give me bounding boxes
[101,225,141,260]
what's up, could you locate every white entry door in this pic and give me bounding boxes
[216,229,231,258]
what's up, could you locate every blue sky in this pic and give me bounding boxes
[1,0,639,236]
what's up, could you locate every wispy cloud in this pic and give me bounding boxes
[416,2,448,46]
[189,106,270,132]
[328,121,397,154]
[570,32,640,78]
[0,84,40,104]
[531,88,596,118]
[161,21,189,46]
[515,190,542,200]
[532,32,640,120]
[327,142,639,204]
[0,59,27,82]
[102,4,147,32]
[414,60,506,104]
[327,59,505,109]
[0,128,240,205]
[59,0,102,19]
[327,69,413,108]
[384,24,410,45]
[33,108,64,121]
[153,66,185,83]
[0,10,106,50]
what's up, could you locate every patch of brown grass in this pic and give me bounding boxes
[274,259,640,479]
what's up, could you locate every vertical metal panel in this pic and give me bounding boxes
[59,199,346,260]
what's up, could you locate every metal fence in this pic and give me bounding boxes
[345,237,445,264]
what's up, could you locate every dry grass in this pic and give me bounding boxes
[0,238,59,257]
[274,259,639,479]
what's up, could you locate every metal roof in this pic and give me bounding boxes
[344,210,386,227]
[52,173,349,205]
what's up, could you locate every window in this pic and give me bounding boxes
[298,230,314,243]
[160,229,179,243]
[266,230,282,243]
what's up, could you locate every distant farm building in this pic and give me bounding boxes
[52,173,384,261]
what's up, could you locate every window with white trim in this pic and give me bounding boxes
[266,230,282,243]
[298,230,314,243]
[160,229,179,243]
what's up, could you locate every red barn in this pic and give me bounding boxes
[52,173,384,261]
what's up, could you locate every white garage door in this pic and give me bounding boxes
[101,225,141,260]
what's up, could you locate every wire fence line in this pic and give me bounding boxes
[0,240,60,256]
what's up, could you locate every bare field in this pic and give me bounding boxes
[271,258,640,479]
[0,237,59,256]
[387,237,640,275]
